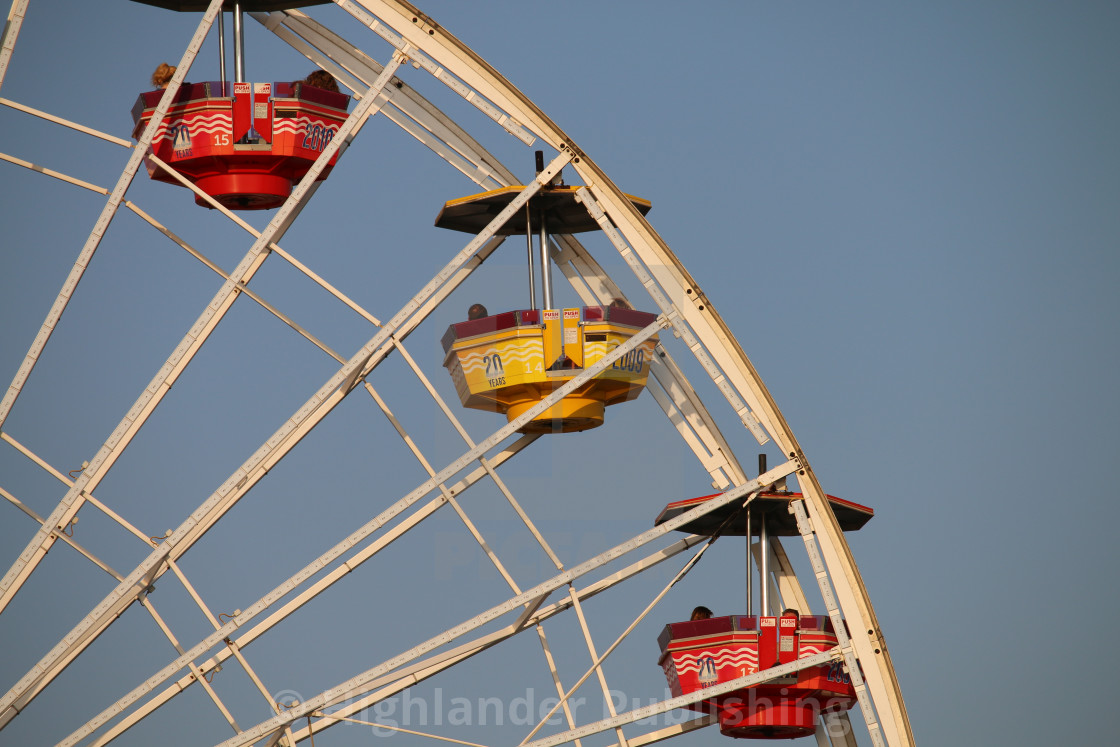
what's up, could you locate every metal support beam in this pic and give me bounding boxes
[0,0,30,91]
[791,499,885,747]
[0,43,409,730]
[522,650,838,747]
[210,463,794,746]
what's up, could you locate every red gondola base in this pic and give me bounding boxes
[658,613,858,739]
[132,81,350,210]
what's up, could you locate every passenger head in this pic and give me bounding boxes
[151,63,176,89]
[690,606,713,621]
[781,608,799,617]
[304,69,340,93]
[467,303,488,320]
[608,297,631,310]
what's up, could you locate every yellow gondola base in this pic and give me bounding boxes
[442,306,659,433]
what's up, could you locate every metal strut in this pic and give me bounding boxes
[790,499,886,747]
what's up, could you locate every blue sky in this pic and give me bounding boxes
[1,2,1118,746]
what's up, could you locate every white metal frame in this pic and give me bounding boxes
[0,1,913,745]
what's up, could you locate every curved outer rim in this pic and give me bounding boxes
[353,1,915,744]
[0,3,914,744]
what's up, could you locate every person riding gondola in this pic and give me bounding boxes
[302,69,339,93]
[690,605,713,621]
[151,62,176,89]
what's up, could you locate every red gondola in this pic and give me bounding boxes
[655,483,873,738]
[658,613,858,739]
[132,80,349,209]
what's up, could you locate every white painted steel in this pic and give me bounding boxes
[0,151,110,193]
[0,485,123,582]
[55,318,691,746]
[0,0,221,432]
[522,650,838,747]
[0,0,30,91]
[329,3,913,742]
[336,0,535,146]
[0,0,226,619]
[1,41,411,725]
[567,586,630,747]
[388,340,564,569]
[211,467,790,746]
[80,439,545,747]
[573,188,769,446]
[600,715,719,747]
[0,98,133,147]
[0,433,277,722]
[278,536,707,747]
[0,2,912,745]
[254,9,756,501]
[792,499,885,747]
[252,10,509,190]
[522,525,734,745]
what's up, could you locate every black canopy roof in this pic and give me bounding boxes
[130,0,329,12]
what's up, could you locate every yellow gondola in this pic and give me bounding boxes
[441,305,658,433]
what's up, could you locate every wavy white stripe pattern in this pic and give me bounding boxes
[672,648,759,675]
[458,343,542,376]
[274,116,341,136]
[150,113,342,145]
[584,340,656,368]
[674,646,832,673]
[154,113,232,143]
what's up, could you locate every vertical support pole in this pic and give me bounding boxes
[525,204,537,310]
[757,453,768,616]
[539,212,553,309]
[535,150,554,309]
[745,506,752,616]
[759,515,770,616]
[233,1,245,82]
[217,9,227,93]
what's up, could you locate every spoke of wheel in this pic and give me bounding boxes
[0,486,121,580]
[0,0,220,431]
[522,651,837,747]
[0,0,31,92]
[521,517,738,745]
[337,0,535,146]
[0,46,411,728]
[267,7,752,512]
[549,233,747,488]
[0,97,132,146]
[566,587,629,747]
[253,9,512,190]
[391,339,565,570]
[0,484,246,740]
[212,464,793,747]
[314,713,491,747]
[277,537,708,746]
[0,151,109,193]
[363,361,524,595]
[74,438,539,747]
[388,337,593,747]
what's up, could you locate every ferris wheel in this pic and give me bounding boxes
[0,2,914,746]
